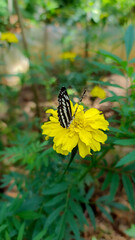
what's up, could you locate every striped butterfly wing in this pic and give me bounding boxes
[58,87,72,128]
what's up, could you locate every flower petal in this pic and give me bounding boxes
[78,129,92,146]
[78,140,91,158]
[62,132,79,152]
[92,130,107,143]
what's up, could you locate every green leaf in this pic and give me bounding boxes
[0,204,7,224]
[122,175,135,209]
[33,229,47,240]
[125,224,135,237]
[97,205,113,222]
[70,199,88,226]
[114,139,135,146]
[123,162,135,171]
[91,61,124,76]
[0,224,7,233]
[5,231,10,240]
[17,211,42,220]
[116,150,135,167]
[109,173,120,199]
[43,183,68,195]
[101,171,113,191]
[86,186,95,201]
[45,193,65,207]
[109,127,124,134]
[110,202,129,211]
[86,205,96,229]
[45,205,64,228]
[124,24,134,59]
[98,49,122,63]
[67,212,81,240]
[90,80,123,89]
[92,237,97,240]
[55,213,66,240]
[17,223,25,240]
[100,96,125,103]
[44,235,55,240]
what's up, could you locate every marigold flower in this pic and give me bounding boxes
[41,102,109,158]
[60,52,76,62]
[90,86,106,99]
[0,32,18,43]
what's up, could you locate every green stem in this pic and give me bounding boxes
[61,145,78,179]
[78,146,111,181]
[57,185,71,240]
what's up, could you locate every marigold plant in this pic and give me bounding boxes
[60,52,76,61]
[41,101,109,158]
[0,32,18,43]
[90,85,106,99]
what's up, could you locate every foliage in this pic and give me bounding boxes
[0,0,135,239]
[125,224,135,237]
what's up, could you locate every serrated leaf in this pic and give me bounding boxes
[124,24,134,59]
[125,224,135,237]
[122,175,135,209]
[86,205,96,229]
[70,199,88,226]
[114,139,135,146]
[86,186,95,201]
[45,193,65,207]
[123,162,135,171]
[45,205,64,228]
[17,223,25,240]
[101,172,113,191]
[55,213,66,240]
[100,96,125,103]
[109,173,120,200]
[43,183,68,195]
[97,205,113,222]
[110,202,129,211]
[33,228,47,240]
[116,150,135,167]
[67,212,81,240]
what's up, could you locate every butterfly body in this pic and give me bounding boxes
[57,87,72,128]
[57,87,86,129]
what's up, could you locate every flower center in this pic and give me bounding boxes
[70,111,84,130]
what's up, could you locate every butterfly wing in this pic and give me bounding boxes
[57,87,72,128]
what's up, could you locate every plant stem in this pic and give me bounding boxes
[78,146,111,181]
[61,145,78,179]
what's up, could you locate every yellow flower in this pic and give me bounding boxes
[41,102,109,158]
[90,86,106,99]
[60,52,76,62]
[0,32,18,43]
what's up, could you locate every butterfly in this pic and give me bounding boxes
[57,87,86,128]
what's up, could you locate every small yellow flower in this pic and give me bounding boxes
[0,32,18,43]
[90,86,106,99]
[41,102,109,158]
[60,52,76,62]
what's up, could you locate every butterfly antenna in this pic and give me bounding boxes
[73,89,86,119]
